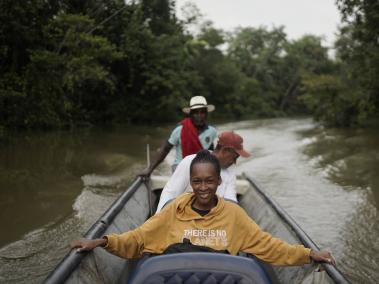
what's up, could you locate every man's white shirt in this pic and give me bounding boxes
[156,153,237,213]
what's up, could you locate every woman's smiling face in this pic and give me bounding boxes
[190,162,221,210]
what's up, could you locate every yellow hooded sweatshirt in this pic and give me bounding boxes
[105,193,311,266]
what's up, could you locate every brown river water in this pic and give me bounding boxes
[0,118,378,283]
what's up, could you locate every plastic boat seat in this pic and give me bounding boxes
[129,252,271,284]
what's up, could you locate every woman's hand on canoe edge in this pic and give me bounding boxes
[70,238,108,253]
[310,249,336,266]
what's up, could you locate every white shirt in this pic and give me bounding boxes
[156,154,237,213]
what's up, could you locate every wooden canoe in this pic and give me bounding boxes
[44,174,350,284]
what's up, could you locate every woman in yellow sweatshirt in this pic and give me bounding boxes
[71,150,335,266]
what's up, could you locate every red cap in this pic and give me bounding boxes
[217,132,251,158]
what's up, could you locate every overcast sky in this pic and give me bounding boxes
[175,0,341,46]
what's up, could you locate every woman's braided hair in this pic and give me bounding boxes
[190,150,221,176]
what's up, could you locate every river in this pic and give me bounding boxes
[0,118,377,283]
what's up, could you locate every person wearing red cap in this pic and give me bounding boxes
[156,131,250,213]
[138,96,217,179]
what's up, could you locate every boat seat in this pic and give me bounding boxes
[128,252,271,284]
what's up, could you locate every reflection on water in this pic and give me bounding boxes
[340,192,379,283]
[299,126,379,283]
[0,124,171,283]
[0,119,378,283]
[301,127,379,204]
[0,125,170,247]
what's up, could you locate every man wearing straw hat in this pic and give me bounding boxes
[138,96,217,178]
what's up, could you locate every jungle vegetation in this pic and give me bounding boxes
[1,0,378,135]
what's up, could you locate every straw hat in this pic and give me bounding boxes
[182,96,215,114]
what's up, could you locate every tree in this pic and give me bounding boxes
[141,0,177,35]
[301,73,362,127]
[24,14,122,128]
[0,0,59,130]
[333,0,379,126]
[282,35,334,113]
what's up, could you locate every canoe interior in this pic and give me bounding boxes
[66,181,154,284]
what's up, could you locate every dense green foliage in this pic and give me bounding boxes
[1,0,378,133]
[302,0,379,127]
